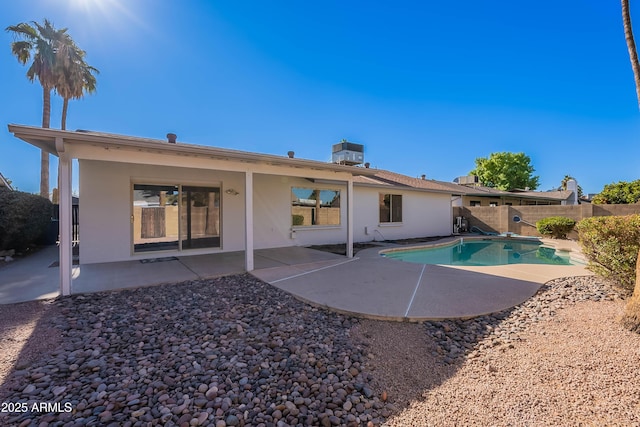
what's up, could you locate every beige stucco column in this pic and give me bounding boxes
[346,178,354,258]
[245,171,254,271]
[57,138,73,296]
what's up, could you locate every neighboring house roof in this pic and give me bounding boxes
[454,184,574,202]
[353,169,463,195]
[0,172,13,190]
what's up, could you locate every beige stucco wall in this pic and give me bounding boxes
[253,174,348,248]
[79,160,455,263]
[79,160,246,263]
[353,187,452,241]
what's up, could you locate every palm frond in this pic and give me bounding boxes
[10,40,33,64]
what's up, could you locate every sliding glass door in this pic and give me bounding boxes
[132,184,220,253]
[181,186,220,249]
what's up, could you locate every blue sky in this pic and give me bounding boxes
[2,0,639,195]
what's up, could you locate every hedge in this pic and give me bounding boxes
[576,214,640,293]
[0,187,53,251]
[536,216,576,239]
[292,214,304,226]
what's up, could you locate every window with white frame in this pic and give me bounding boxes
[291,187,341,226]
[379,194,402,223]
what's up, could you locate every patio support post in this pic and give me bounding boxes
[58,147,73,296]
[346,178,354,258]
[244,171,254,271]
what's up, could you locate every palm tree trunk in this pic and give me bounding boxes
[40,86,51,198]
[621,253,640,332]
[621,0,640,333]
[61,97,69,130]
[622,0,640,108]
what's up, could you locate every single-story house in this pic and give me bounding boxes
[8,124,457,296]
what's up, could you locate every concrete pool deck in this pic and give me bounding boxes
[254,237,592,321]
[0,237,592,321]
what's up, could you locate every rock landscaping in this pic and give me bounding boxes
[1,273,637,426]
[424,275,623,365]
[0,274,392,427]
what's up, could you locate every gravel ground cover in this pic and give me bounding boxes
[356,276,640,426]
[2,272,639,426]
[0,275,393,427]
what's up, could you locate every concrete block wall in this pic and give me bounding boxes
[453,204,640,239]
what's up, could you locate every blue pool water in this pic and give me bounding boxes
[383,239,576,266]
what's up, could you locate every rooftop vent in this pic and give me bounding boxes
[167,133,177,143]
[287,151,295,158]
[332,140,364,166]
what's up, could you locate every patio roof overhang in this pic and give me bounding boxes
[7,124,379,178]
[8,124,369,297]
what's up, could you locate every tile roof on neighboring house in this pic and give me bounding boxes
[353,169,464,195]
[0,172,13,190]
[453,184,574,202]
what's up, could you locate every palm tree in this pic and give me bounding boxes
[55,44,99,130]
[620,0,640,332]
[6,19,75,198]
[622,0,640,109]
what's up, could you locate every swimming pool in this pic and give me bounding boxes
[382,238,577,266]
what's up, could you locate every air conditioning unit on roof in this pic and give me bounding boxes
[332,141,364,166]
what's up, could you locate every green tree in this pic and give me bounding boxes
[592,179,640,204]
[6,19,75,198]
[55,43,99,130]
[469,152,540,191]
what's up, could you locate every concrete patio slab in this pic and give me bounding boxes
[405,265,541,319]
[70,259,199,294]
[263,256,426,321]
[0,246,350,305]
[255,247,346,265]
[1,240,593,322]
[251,258,356,283]
[264,241,593,321]
[0,245,60,304]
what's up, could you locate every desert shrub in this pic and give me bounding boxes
[576,215,640,293]
[0,187,53,251]
[536,216,576,239]
[292,214,304,226]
